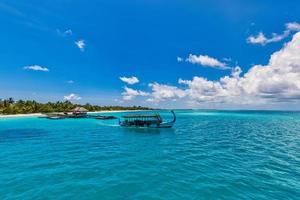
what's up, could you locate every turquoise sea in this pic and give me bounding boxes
[0,110,299,199]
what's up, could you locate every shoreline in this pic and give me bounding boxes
[0,110,145,119]
[0,113,46,118]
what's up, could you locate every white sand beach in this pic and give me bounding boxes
[0,113,47,118]
[0,110,144,119]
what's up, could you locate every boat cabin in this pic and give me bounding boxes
[119,111,176,128]
[122,114,162,126]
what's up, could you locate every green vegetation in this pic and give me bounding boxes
[0,98,150,115]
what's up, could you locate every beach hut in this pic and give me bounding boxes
[71,107,88,118]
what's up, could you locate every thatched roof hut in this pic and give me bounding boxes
[72,107,88,114]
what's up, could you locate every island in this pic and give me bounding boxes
[0,97,150,116]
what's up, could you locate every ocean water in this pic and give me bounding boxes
[0,110,299,200]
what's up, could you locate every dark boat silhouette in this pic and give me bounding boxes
[119,110,176,128]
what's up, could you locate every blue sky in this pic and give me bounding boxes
[1,0,300,109]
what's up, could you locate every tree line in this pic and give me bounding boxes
[0,98,150,114]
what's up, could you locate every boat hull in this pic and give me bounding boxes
[119,121,175,128]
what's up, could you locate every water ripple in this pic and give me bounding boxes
[0,111,299,199]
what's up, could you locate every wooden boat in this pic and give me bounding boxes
[119,110,176,128]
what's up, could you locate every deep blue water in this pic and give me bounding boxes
[0,110,299,199]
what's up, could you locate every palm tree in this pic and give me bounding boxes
[8,97,14,104]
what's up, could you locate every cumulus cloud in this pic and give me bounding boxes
[123,31,300,108]
[179,75,245,104]
[231,66,242,78]
[120,76,139,85]
[63,93,81,101]
[119,30,300,108]
[23,65,49,72]
[186,54,230,70]
[122,86,149,100]
[75,40,85,51]
[247,22,300,45]
[180,31,300,105]
[147,83,186,102]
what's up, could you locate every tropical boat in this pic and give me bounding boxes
[119,110,176,128]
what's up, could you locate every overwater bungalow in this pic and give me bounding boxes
[70,107,88,118]
[44,107,88,119]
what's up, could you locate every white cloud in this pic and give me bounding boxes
[75,40,85,51]
[247,32,268,45]
[128,31,300,108]
[68,80,74,84]
[120,76,139,85]
[118,30,300,108]
[231,66,242,78]
[177,57,183,62]
[147,83,186,102]
[122,86,149,100]
[247,22,300,45]
[286,22,300,31]
[180,31,300,105]
[24,65,49,72]
[186,54,230,70]
[63,93,82,101]
[248,31,289,45]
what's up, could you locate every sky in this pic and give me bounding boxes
[1,0,300,110]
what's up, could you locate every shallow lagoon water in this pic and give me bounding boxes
[0,110,300,199]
